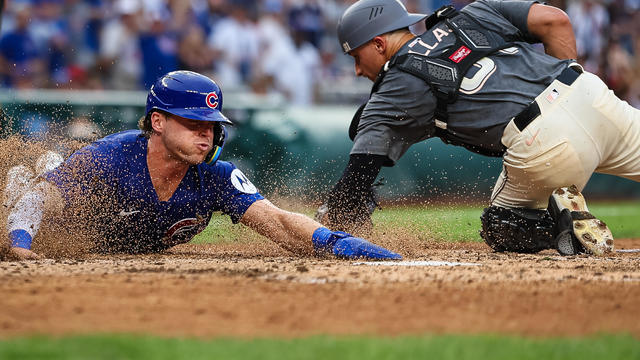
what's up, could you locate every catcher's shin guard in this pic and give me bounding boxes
[480,206,554,253]
[547,185,614,256]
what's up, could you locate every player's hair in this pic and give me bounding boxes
[138,110,173,138]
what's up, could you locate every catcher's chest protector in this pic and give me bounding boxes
[372,6,517,156]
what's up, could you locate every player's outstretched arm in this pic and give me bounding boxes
[527,3,577,60]
[240,199,401,260]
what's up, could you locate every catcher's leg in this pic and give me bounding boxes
[547,185,614,256]
[480,205,555,253]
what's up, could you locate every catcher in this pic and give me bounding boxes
[319,0,640,256]
[2,70,401,261]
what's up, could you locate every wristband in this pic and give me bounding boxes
[312,227,350,253]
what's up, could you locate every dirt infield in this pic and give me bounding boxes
[1,238,639,339]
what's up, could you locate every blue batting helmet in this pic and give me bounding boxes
[146,70,233,125]
[146,71,231,165]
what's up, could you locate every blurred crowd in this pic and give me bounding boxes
[0,0,639,106]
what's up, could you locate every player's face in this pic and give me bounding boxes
[350,40,386,81]
[161,114,215,165]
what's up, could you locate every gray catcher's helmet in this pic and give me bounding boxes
[337,0,427,53]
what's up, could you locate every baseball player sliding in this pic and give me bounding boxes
[319,0,640,256]
[2,70,401,261]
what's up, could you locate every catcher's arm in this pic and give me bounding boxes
[316,154,386,235]
[527,3,577,59]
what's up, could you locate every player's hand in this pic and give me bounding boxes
[313,227,402,260]
[333,235,402,260]
[8,247,42,261]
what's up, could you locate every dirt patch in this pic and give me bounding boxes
[1,239,639,338]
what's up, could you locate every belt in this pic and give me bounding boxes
[513,66,582,131]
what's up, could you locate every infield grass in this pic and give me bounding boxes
[0,334,638,360]
[195,201,640,244]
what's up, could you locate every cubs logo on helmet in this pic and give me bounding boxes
[206,92,219,109]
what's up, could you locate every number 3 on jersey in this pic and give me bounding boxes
[460,47,518,94]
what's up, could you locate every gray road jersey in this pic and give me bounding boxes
[352,0,573,164]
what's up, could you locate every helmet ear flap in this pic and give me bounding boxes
[204,123,227,165]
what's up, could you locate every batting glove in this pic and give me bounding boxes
[312,227,402,260]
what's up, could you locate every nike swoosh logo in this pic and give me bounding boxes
[118,210,141,216]
[525,129,540,146]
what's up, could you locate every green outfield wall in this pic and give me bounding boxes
[1,89,638,201]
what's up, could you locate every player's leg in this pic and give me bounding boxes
[4,151,64,256]
[2,150,63,212]
[0,164,34,258]
[2,165,35,212]
[547,185,614,256]
[489,159,611,256]
[539,71,639,256]
[489,72,610,255]
[528,70,639,255]
[577,72,640,181]
[486,141,598,254]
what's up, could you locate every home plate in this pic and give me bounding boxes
[353,260,481,267]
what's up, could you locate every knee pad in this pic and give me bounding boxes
[480,206,554,253]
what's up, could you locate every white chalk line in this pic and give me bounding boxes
[353,260,481,267]
[616,248,640,253]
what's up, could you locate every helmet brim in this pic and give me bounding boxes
[406,13,428,27]
[167,108,233,124]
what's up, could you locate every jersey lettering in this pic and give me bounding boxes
[407,28,451,57]
[433,27,450,42]
[460,57,497,94]
[459,47,518,94]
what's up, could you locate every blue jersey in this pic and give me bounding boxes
[43,130,264,253]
